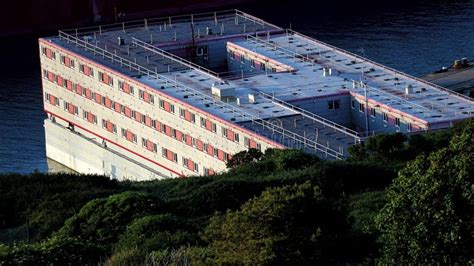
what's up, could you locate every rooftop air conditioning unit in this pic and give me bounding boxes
[211,81,235,100]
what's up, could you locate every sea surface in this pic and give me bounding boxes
[0,0,473,173]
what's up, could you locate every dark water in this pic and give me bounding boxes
[0,0,473,173]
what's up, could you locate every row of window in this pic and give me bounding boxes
[46,87,234,167]
[47,93,217,175]
[351,100,412,130]
[229,50,275,72]
[43,68,262,148]
[42,48,261,143]
[42,46,266,143]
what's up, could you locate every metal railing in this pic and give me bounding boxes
[258,91,362,141]
[61,9,281,40]
[286,29,473,102]
[246,33,437,120]
[57,30,344,159]
[131,37,221,78]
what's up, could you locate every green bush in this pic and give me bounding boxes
[57,191,162,251]
[115,214,198,254]
[203,181,346,264]
[0,237,104,265]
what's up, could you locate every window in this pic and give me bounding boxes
[139,89,144,100]
[142,138,147,148]
[170,104,175,114]
[179,108,185,118]
[234,133,240,143]
[183,157,189,167]
[98,71,104,82]
[190,114,196,123]
[173,153,178,162]
[351,100,355,109]
[171,129,177,139]
[250,59,255,68]
[222,127,228,138]
[230,51,235,60]
[60,55,65,65]
[359,103,365,113]
[240,54,245,63]
[200,117,205,128]
[162,148,167,158]
[261,63,266,71]
[159,99,164,109]
[196,46,208,56]
[212,123,217,133]
[244,136,250,147]
[328,100,340,110]
[395,117,401,127]
[370,108,376,117]
[383,112,388,122]
[407,122,412,132]
[256,143,262,151]
[141,114,146,123]
[213,148,219,158]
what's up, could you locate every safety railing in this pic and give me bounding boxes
[57,30,344,159]
[131,37,221,78]
[258,91,362,141]
[286,29,473,102]
[61,9,281,41]
[247,33,436,119]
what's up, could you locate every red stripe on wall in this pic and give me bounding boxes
[44,110,183,177]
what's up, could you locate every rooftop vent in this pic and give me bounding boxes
[405,85,413,95]
[248,93,256,104]
[322,67,332,77]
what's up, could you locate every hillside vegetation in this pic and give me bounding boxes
[0,119,472,265]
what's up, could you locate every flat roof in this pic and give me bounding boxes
[44,10,474,159]
[231,33,474,124]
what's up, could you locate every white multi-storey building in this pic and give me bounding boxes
[39,10,474,180]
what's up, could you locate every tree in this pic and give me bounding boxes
[114,214,198,255]
[349,133,407,162]
[57,191,162,251]
[226,148,263,168]
[203,181,344,264]
[376,119,473,264]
